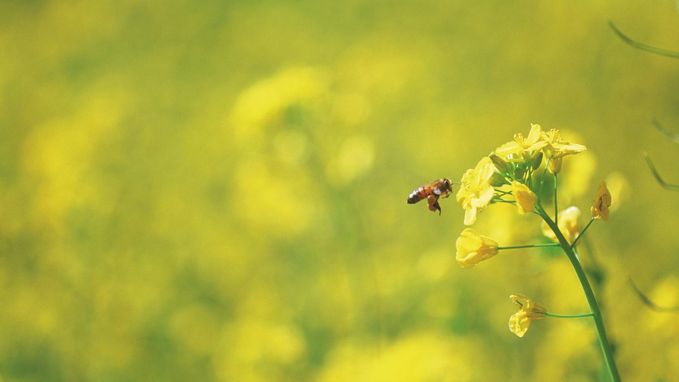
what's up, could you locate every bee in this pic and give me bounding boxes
[407,178,454,214]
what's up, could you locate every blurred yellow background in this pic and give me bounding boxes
[0,1,678,381]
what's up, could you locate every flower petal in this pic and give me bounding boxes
[509,310,530,338]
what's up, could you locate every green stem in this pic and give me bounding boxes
[493,199,516,205]
[545,311,594,319]
[497,243,560,250]
[537,205,620,382]
[570,218,595,249]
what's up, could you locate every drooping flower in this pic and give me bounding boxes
[456,157,496,225]
[508,294,546,338]
[495,124,548,158]
[541,206,582,244]
[455,228,499,268]
[511,181,537,214]
[591,181,612,221]
[541,129,587,174]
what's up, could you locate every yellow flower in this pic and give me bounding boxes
[495,124,548,158]
[541,129,587,174]
[541,206,581,244]
[591,181,612,221]
[456,157,496,225]
[511,181,537,214]
[508,294,546,338]
[455,228,499,268]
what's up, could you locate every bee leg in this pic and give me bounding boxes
[427,195,442,214]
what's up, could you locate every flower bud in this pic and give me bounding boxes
[531,151,543,170]
[489,153,511,175]
[548,156,562,174]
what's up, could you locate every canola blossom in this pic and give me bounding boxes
[592,181,612,221]
[541,129,587,156]
[456,157,497,225]
[455,228,499,268]
[508,294,546,338]
[541,129,587,174]
[494,124,548,158]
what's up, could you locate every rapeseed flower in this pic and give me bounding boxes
[455,228,499,268]
[508,294,546,338]
[456,157,496,225]
[495,124,548,158]
[541,129,587,174]
[591,181,612,221]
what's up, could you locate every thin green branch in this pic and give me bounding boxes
[629,278,679,313]
[498,243,560,250]
[609,20,679,58]
[571,218,595,249]
[492,199,516,205]
[653,118,679,144]
[644,152,679,191]
[545,311,594,319]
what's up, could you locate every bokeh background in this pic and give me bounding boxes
[1,1,678,381]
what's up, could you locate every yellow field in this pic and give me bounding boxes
[0,1,678,381]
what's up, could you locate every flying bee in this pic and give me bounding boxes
[407,178,454,214]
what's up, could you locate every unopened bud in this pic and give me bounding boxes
[489,153,511,175]
[548,157,562,174]
[531,151,543,170]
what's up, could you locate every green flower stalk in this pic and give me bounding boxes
[537,203,620,382]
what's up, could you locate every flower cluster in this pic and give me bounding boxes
[451,123,614,340]
[456,124,587,228]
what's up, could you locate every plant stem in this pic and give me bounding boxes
[537,206,621,382]
[570,218,595,249]
[545,311,594,319]
[497,243,560,250]
[493,199,516,205]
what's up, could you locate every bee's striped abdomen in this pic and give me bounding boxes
[407,187,427,204]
